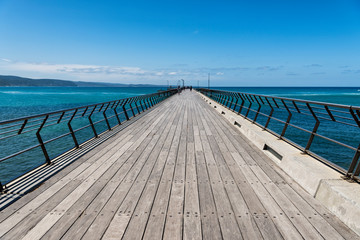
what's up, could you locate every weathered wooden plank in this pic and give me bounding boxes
[1,103,163,201]
[183,103,202,240]
[106,104,184,239]
[0,109,161,233]
[162,104,187,240]
[192,102,223,240]
[141,104,186,240]
[13,105,172,239]
[206,110,303,240]
[63,104,179,240]
[195,114,243,239]
[249,165,324,239]
[199,94,356,239]
[0,91,358,240]
[41,107,172,239]
[198,100,284,240]
[198,102,281,240]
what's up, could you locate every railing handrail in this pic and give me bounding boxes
[197,88,360,182]
[0,88,177,190]
[199,88,360,110]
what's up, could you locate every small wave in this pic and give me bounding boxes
[277,92,360,97]
[341,93,360,96]
[0,91,96,95]
[0,91,23,94]
[277,93,333,97]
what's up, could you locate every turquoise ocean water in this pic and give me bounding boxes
[0,87,168,121]
[1,86,359,121]
[0,86,360,184]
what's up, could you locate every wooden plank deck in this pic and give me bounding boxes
[0,90,359,240]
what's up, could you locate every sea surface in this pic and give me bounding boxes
[0,87,168,121]
[1,87,359,121]
[0,86,360,185]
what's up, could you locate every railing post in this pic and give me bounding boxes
[324,106,336,121]
[88,106,98,138]
[134,98,140,114]
[264,97,274,129]
[353,151,360,179]
[238,94,245,115]
[304,103,320,152]
[280,100,292,138]
[146,97,152,108]
[219,95,225,105]
[228,95,234,109]
[18,119,28,134]
[103,103,112,131]
[223,95,228,106]
[114,100,122,125]
[346,144,360,179]
[129,99,136,117]
[123,99,130,121]
[233,95,239,111]
[57,111,65,123]
[349,108,360,128]
[244,95,252,119]
[81,107,88,117]
[139,97,145,112]
[150,96,155,106]
[222,94,227,106]
[36,115,51,164]
[215,94,221,104]
[154,94,159,104]
[143,98,149,110]
[253,96,262,123]
[68,109,80,148]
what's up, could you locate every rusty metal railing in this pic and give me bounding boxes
[198,88,360,182]
[0,89,177,191]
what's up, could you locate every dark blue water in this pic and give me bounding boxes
[0,86,359,185]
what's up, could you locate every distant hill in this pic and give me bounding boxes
[0,75,77,87]
[0,75,163,87]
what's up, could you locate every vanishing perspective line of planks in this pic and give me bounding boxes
[0,91,359,240]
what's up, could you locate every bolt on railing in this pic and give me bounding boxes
[0,89,177,192]
[198,88,360,182]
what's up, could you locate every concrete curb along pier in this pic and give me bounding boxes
[197,91,360,236]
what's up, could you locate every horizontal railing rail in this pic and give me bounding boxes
[0,89,177,191]
[197,88,360,182]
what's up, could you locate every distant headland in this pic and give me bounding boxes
[0,75,163,87]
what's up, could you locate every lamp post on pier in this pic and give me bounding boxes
[208,73,210,89]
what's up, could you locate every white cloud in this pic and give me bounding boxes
[0,58,218,84]
[0,59,150,78]
[216,72,224,75]
[0,58,12,62]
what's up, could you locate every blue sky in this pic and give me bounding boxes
[0,0,360,86]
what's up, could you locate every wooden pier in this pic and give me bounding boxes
[0,91,358,239]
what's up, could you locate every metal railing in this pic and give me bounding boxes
[0,89,177,191]
[198,88,360,182]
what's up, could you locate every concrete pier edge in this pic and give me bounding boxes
[198,91,360,235]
